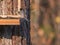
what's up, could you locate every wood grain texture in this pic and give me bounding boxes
[0,19,20,25]
[0,0,18,15]
[0,1,3,15]
[0,0,26,45]
[0,38,2,45]
[13,0,18,15]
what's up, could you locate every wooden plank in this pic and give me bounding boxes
[18,0,21,11]
[4,38,10,45]
[2,0,13,15]
[0,19,20,25]
[0,15,24,18]
[22,38,27,45]
[5,0,13,15]
[0,38,2,45]
[13,0,18,15]
[17,36,22,45]
[2,37,5,45]
[12,36,16,45]
[0,1,3,15]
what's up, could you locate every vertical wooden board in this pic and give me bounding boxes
[0,1,3,15]
[21,0,26,9]
[2,0,5,15]
[5,0,13,15]
[0,38,2,45]
[2,37,5,45]
[22,38,27,45]
[17,37,22,45]
[9,39,12,45]
[15,36,20,45]
[18,0,21,12]
[1,0,13,15]
[1,0,19,15]
[12,29,17,45]
[12,36,22,45]
[6,0,13,15]
[12,36,16,45]
[4,38,10,45]
[13,0,18,15]
[1,0,21,15]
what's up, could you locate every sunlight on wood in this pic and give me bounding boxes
[0,19,20,25]
[18,0,21,11]
[0,15,24,18]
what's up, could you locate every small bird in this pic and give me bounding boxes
[19,8,29,22]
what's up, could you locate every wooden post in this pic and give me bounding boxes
[2,0,5,15]
[18,0,21,12]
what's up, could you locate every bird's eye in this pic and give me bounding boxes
[20,8,23,11]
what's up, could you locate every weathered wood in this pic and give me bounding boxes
[4,38,10,45]
[0,38,2,45]
[17,37,22,45]
[18,0,21,12]
[2,37,5,45]
[0,1,3,15]
[2,0,13,15]
[13,0,18,15]
[0,15,24,18]
[0,19,20,25]
[10,39,12,45]
[12,36,16,45]
[22,38,27,45]
[0,0,28,45]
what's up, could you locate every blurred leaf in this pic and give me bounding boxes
[55,16,60,23]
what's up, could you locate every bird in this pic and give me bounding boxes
[19,8,29,22]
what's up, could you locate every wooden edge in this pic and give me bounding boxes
[18,0,21,11]
[0,19,20,25]
[0,15,24,18]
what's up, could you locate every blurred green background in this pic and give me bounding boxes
[30,0,60,45]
